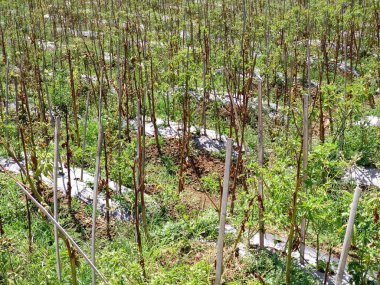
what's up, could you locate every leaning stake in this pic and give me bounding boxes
[14,182,109,284]
[336,186,362,285]
[215,138,233,285]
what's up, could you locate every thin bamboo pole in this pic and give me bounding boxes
[258,80,264,248]
[336,186,362,285]
[5,57,9,150]
[81,91,90,181]
[215,138,233,285]
[91,71,104,285]
[91,124,103,285]
[53,117,62,281]
[300,37,311,265]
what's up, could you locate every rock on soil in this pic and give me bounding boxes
[128,118,230,154]
[193,135,226,154]
[0,157,131,220]
[355,116,380,127]
[343,166,380,188]
[248,232,350,284]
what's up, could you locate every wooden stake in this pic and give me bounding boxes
[258,80,264,248]
[53,116,62,281]
[215,138,233,285]
[300,36,311,265]
[91,124,103,285]
[91,73,104,285]
[80,91,90,181]
[5,57,9,150]
[335,186,362,285]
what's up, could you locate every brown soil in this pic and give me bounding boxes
[39,181,114,240]
[145,137,225,211]
[146,137,225,178]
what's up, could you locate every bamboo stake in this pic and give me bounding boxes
[117,40,123,193]
[300,36,311,265]
[80,91,90,181]
[335,186,362,285]
[42,50,54,125]
[91,123,103,285]
[215,138,233,285]
[257,80,264,248]
[5,57,9,150]
[53,116,62,281]
[91,71,104,285]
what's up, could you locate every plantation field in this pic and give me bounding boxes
[0,0,379,284]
